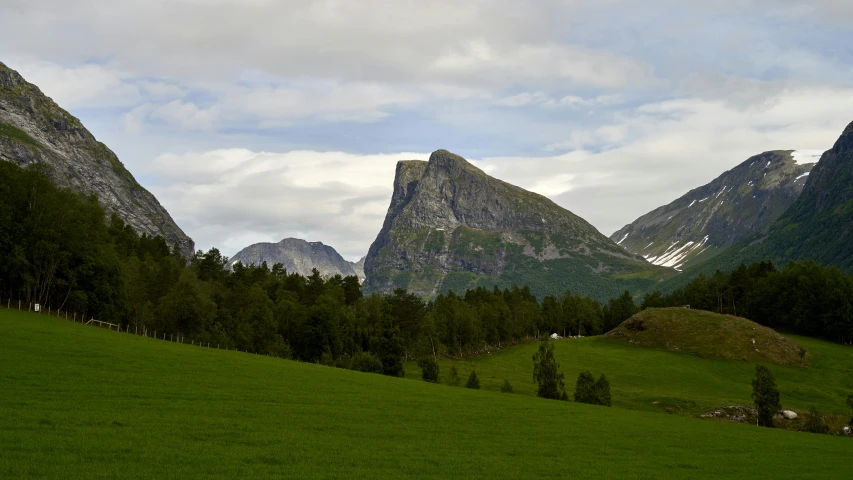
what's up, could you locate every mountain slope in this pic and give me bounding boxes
[230,238,363,280]
[0,61,194,258]
[611,150,815,271]
[363,150,669,300]
[671,120,853,280]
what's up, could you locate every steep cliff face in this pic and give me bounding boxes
[611,151,815,270]
[364,150,666,300]
[230,238,363,280]
[0,61,194,258]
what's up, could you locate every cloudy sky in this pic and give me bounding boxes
[3,0,853,260]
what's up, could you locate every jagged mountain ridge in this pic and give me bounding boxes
[230,238,364,280]
[688,120,853,274]
[0,61,194,258]
[611,150,815,270]
[363,149,668,300]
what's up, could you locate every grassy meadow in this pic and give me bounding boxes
[1,308,851,479]
[404,312,853,418]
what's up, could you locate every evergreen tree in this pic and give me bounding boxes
[501,379,513,393]
[532,339,568,400]
[417,356,440,383]
[847,394,853,426]
[574,371,597,404]
[751,365,781,427]
[594,374,612,407]
[447,365,460,386]
[465,370,480,389]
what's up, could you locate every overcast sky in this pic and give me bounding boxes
[3,1,853,260]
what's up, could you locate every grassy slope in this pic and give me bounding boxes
[2,309,851,479]
[605,308,808,368]
[405,325,852,418]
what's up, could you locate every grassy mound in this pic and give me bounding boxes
[3,309,852,478]
[605,308,808,367]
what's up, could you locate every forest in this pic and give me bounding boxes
[2,160,852,380]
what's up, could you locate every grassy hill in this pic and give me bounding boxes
[2,308,852,479]
[404,315,852,419]
[605,308,808,367]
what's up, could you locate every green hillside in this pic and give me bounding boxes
[605,308,808,367]
[3,309,852,479]
[405,316,852,419]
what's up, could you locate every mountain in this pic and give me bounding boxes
[610,150,816,271]
[0,61,194,258]
[363,149,669,300]
[229,238,363,280]
[693,121,853,273]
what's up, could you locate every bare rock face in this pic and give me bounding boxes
[610,150,815,271]
[230,238,363,280]
[0,61,194,258]
[363,149,664,299]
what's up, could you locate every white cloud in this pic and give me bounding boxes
[145,149,429,260]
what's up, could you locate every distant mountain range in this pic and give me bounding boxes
[362,149,668,300]
[611,150,816,271]
[230,238,365,281]
[0,61,194,259]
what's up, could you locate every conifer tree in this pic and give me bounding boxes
[465,370,480,389]
[751,365,781,427]
[532,339,568,400]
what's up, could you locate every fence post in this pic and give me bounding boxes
[18,300,21,310]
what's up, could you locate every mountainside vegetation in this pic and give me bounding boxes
[364,150,671,301]
[641,261,853,345]
[611,150,815,271]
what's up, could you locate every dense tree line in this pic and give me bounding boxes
[643,261,853,344]
[1,161,636,377]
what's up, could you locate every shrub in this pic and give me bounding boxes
[465,370,480,389]
[447,365,460,386]
[751,365,781,428]
[349,351,383,374]
[803,406,830,434]
[532,339,568,400]
[501,380,513,393]
[847,394,853,426]
[418,357,440,383]
[594,374,612,407]
[574,371,597,404]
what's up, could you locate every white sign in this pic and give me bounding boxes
[34,303,40,312]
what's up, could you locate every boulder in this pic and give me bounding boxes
[781,410,798,420]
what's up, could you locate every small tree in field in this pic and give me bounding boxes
[418,357,439,383]
[751,365,781,427]
[574,371,597,404]
[847,394,853,426]
[501,380,514,393]
[532,339,568,400]
[465,370,480,389]
[803,406,830,434]
[594,374,612,407]
[447,365,460,386]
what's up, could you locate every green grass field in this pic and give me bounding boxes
[405,317,853,418]
[2,309,851,479]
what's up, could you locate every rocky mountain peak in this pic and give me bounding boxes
[364,149,661,299]
[230,237,363,281]
[0,61,194,258]
[831,120,853,154]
